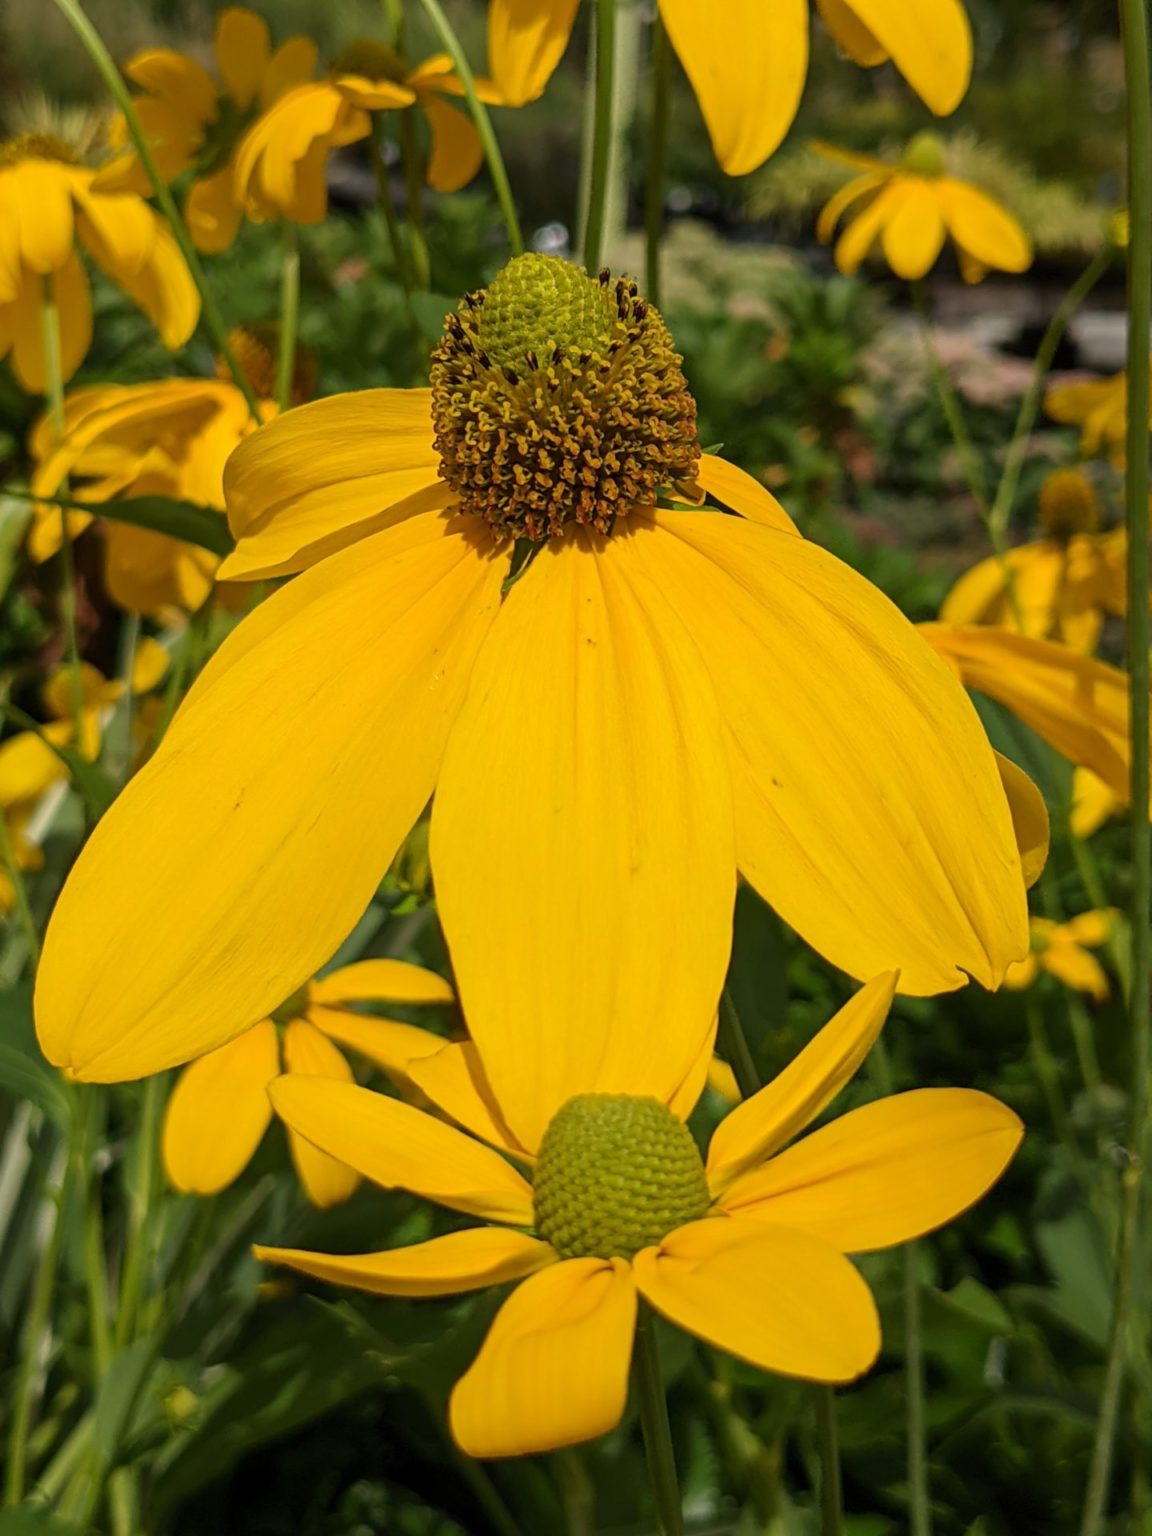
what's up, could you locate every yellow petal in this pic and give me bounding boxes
[641,512,1028,994]
[162,1021,279,1195]
[408,1041,531,1156]
[1002,952,1038,990]
[939,180,1032,274]
[706,973,897,1193]
[1062,908,1120,947]
[1043,942,1110,1000]
[268,1075,535,1224]
[815,0,887,65]
[281,1019,360,1207]
[633,1218,879,1383]
[422,96,484,193]
[834,179,901,274]
[815,173,885,243]
[1071,766,1123,838]
[694,455,799,533]
[835,0,972,114]
[660,0,808,175]
[101,520,211,616]
[487,0,579,106]
[450,1258,636,1457]
[432,524,735,1153]
[72,177,157,276]
[221,388,443,579]
[0,724,70,806]
[11,161,76,274]
[35,513,503,1081]
[185,166,243,255]
[305,1007,446,1078]
[260,37,321,108]
[125,47,219,122]
[993,752,1049,889]
[881,178,945,280]
[216,6,271,112]
[809,139,892,175]
[311,958,454,1006]
[719,1089,1022,1251]
[10,255,92,392]
[254,1227,555,1297]
[130,635,170,694]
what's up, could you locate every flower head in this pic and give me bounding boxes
[1046,364,1152,468]
[814,135,1032,283]
[257,973,1022,1457]
[1004,911,1120,1000]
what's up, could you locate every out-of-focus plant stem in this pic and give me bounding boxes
[40,281,85,747]
[276,222,301,413]
[644,15,671,305]
[582,0,617,272]
[399,110,432,290]
[634,1306,685,1536]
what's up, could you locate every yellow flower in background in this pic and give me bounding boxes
[36,254,1035,1088]
[257,972,1021,1457]
[1071,767,1124,839]
[164,958,454,1207]
[234,44,502,225]
[0,809,44,916]
[1004,911,1120,1001]
[814,134,1032,282]
[0,134,199,392]
[940,470,1127,652]
[1045,363,1152,467]
[96,7,319,252]
[489,0,972,175]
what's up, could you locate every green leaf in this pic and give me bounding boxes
[93,1339,158,1458]
[0,985,69,1124]
[0,495,33,604]
[0,1511,81,1535]
[0,706,119,822]
[19,491,233,559]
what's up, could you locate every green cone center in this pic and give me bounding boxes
[900,131,947,177]
[533,1093,710,1260]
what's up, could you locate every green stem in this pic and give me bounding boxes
[0,800,40,964]
[644,15,671,304]
[582,0,617,272]
[911,284,991,520]
[276,222,300,414]
[75,1090,112,1381]
[47,0,260,419]
[39,279,85,746]
[1025,992,1078,1150]
[114,1074,163,1351]
[717,988,761,1100]
[399,109,432,291]
[1079,0,1152,1528]
[814,1387,843,1536]
[370,123,415,299]
[633,1307,685,1536]
[410,0,524,256]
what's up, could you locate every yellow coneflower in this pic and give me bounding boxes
[1046,363,1152,467]
[1004,911,1120,1001]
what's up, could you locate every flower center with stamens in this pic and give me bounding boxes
[1038,468,1100,540]
[219,325,316,406]
[900,131,947,178]
[533,1093,711,1260]
[332,39,407,83]
[0,133,80,167]
[430,253,700,541]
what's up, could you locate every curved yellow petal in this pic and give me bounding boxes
[82,205,200,349]
[304,1007,446,1078]
[641,513,1028,994]
[281,1019,360,1207]
[660,0,808,175]
[1002,952,1038,991]
[11,161,76,274]
[124,48,218,122]
[450,1258,636,1457]
[35,513,503,1081]
[487,0,579,106]
[72,178,157,276]
[939,181,1032,274]
[706,973,897,1193]
[995,752,1049,889]
[835,0,972,114]
[333,76,417,111]
[695,455,799,533]
[101,520,211,616]
[268,1075,535,1224]
[260,37,320,108]
[10,255,92,392]
[815,0,887,65]
[0,722,71,806]
[422,96,484,193]
[185,166,243,255]
[834,179,902,274]
[1071,766,1123,838]
[254,1227,555,1298]
[1062,908,1120,947]
[810,139,892,175]
[311,958,454,1006]
[221,388,443,579]
[881,177,946,280]
[216,7,271,112]
[162,1020,279,1195]
[815,172,885,244]
[408,1040,532,1156]
[432,524,735,1153]
[719,1088,1022,1251]
[1043,942,1110,1000]
[633,1218,879,1382]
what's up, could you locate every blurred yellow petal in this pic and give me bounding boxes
[260,37,321,108]
[281,1018,360,1207]
[633,1218,879,1382]
[11,161,75,274]
[0,724,70,806]
[939,181,1032,274]
[835,0,972,114]
[1002,952,1038,990]
[707,973,897,1192]
[834,180,901,273]
[432,525,735,1153]
[162,1020,279,1195]
[102,520,211,616]
[815,0,886,65]
[695,455,799,533]
[407,1041,529,1156]
[1043,942,1110,1000]
[1071,767,1123,838]
[10,255,92,391]
[487,0,579,106]
[305,1007,446,1078]
[185,167,243,255]
[334,77,417,111]
[422,97,484,193]
[810,139,892,175]
[881,178,945,279]
[72,178,156,275]
[125,48,218,122]
[995,753,1049,889]
[269,1075,535,1224]
[660,0,808,175]
[450,1258,635,1457]
[1062,908,1120,947]
[255,1227,555,1297]
[311,958,454,1006]
[35,513,503,1081]
[720,1089,1023,1251]
[216,6,271,111]
[815,172,884,243]
[642,512,1028,994]
[130,636,170,694]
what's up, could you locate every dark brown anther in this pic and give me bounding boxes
[525,349,539,369]
[503,367,520,385]
[551,346,563,366]
[598,268,611,286]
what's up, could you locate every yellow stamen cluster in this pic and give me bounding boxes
[429,253,700,542]
[533,1093,711,1260]
[218,325,316,407]
[1038,468,1100,540]
[0,132,79,167]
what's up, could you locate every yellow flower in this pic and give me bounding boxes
[256,972,1021,1457]
[1046,364,1152,467]
[0,134,199,393]
[814,134,1031,282]
[36,255,1034,1085]
[163,958,455,1207]
[1004,911,1119,1001]
[489,0,972,175]
[1070,766,1124,839]
[95,7,319,252]
[235,44,502,225]
[940,470,1126,652]
[0,808,45,916]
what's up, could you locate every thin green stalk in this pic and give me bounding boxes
[582,0,617,272]
[74,1089,112,1381]
[718,988,761,1100]
[47,0,260,419]
[644,15,671,304]
[39,280,85,746]
[411,0,524,256]
[276,222,301,414]
[0,800,40,964]
[369,124,415,299]
[1068,824,1130,993]
[814,1386,843,1536]
[114,1074,163,1350]
[399,110,432,291]
[911,284,991,520]
[1079,0,1152,1528]
[633,1307,685,1536]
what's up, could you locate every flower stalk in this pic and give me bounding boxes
[582,0,617,272]
[645,14,672,306]
[633,1306,685,1536]
[276,222,301,415]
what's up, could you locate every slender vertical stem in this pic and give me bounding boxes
[75,1090,112,1381]
[644,15,671,305]
[1025,992,1077,1149]
[633,1307,685,1536]
[814,1387,843,1536]
[276,222,301,414]
[370,124,415,298]
[718,988,761,1100]
[114,1074,162,1350]
[39,280,85,745]
[399,110,432,291]
[1080,0,1152,1529]
[47,0,261,419]
[911,285,991,519]
[582,0,617,272]
[411,0,524,256]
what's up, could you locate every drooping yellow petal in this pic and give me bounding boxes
[830,0,972,114]
[639,513,1028,994]
[72,178,157,276]
[1071,766,1123,838]
[280,1019,360,1207]
[694,455,799,533]
[1002,952,1038,991]
[185,167,243,255]
[10,161,76,274]
[881,178,946,280]
[1062,909,1120,947]
[268,1075,535,1224]
[333,75,417,111]
[311,958,454,1007]
[450,1258,636,1457]
[815,0,887,65]
[660,0,808,175]
[10,255,93,392]
[719,1089,1023,1251]
[815,172,885,244]
[706,973,897,1194]
[487,0,580,106]
[125,48,219,122]
[216,6,271,112]
[130,636,171,695]
[422,96,484,193]
[260,37,321,108]
[407,1041,529,1156]
[995,753,1049,889]
[35,513,503,1081]
[1043,942,1110,1000]
[0,721,72,806]
[938,181,1032,275]
[633,1218,879,1382]
[432,524,735,1153]
[305,1007,446,1079]
[162,1020,279,1195]
[254,1227,555,1297]
[221,389,443,579]
[834,179,902,274]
